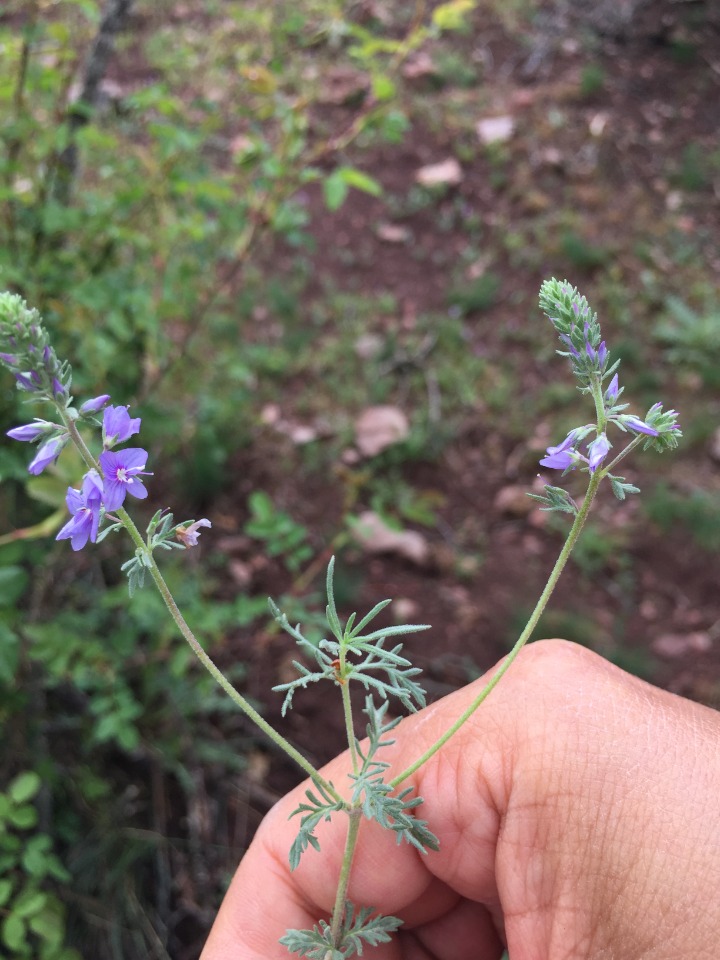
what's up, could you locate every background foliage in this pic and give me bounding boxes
[1,0,719,956]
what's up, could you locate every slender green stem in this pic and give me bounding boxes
[390,470,603,789]
[141,550,340,796]
[341,681,359,774]
[59,408,342,803]
[603,434,644,474]
[60,409,101,472]
[339,633,359,773]
[328,808,363,951]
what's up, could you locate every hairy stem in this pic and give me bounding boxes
[141,550,339,797]
[340,668,359,775]
[59,407,342,802]
[604,433,644,473]
[61,411,101,472]
[328,808,363,952]
[390,470,603,789]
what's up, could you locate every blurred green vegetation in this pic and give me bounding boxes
[1,0,719,955]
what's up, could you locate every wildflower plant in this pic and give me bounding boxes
[0,280,682,957]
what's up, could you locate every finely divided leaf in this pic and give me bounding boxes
[288,781,346,871]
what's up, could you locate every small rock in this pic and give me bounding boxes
[476,115,515,144]
[540,146,564,168]
[341,447,361,465]
[392,597,419,622]
[260,405,321,445]
[376,222,411,243]
[651,632,712,658]
[415,157,463,188]
[229,559,252,588]
[494,484,535,517]
[355,405,409,457]
[260,403,281,425]
[589,112,610,137]
[510,89,536,109]
[639,598,660,621]
[351,511,430,566]
[285,423,317,445]
[354,333,385,360]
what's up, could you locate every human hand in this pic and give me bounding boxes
[202,639,720,959]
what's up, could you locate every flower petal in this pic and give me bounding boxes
[125,479,148,500]
[101,478,126,511]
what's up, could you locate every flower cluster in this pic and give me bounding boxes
[56,471,104,551]
[0,292,72,404]
[6,399,150,550]
[5,395,215,555]
[55,404,151,551]
[7,421,70,475]
[1,294,212,565]
[538,279,612,387]
[536,279,681,483]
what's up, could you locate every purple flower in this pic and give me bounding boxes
[7,420,56,442]
[604,374,619,403]
[540,430,580,471]
[558,333,580,358]
[587,433,611,473]
[28,434,69,475]
[622,415,659,437]
[15,371,41,392]
[79,394,111,415]
[56,471,104,551]
[99,447,151,510]
[176,518,212,547]
[103,405,141,447]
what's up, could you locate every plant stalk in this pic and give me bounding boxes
[59,407,342,803]
[328,808,363,952]
[340,663,359,774]
[390,469,603,789]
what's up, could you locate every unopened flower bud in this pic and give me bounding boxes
[80,394,111,415]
